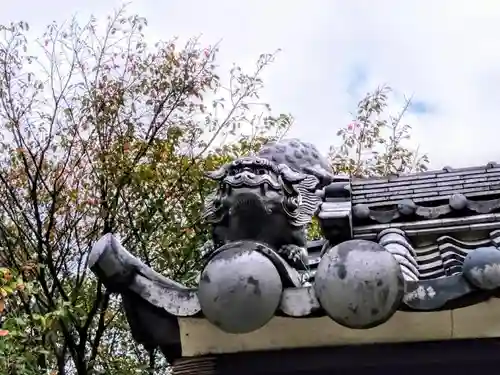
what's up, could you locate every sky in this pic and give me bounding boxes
[3,0,500,169]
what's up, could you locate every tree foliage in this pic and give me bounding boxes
[0,7,291,374]
[0,7,428,375]
[330,85,429,177]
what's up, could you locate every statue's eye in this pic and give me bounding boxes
[258,169,267,175]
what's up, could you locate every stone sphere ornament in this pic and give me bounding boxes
[449,193,468,211]
[353,204,370,219]
[197,241,283,334]
[314,239,404,329]
[397,199,417,216]
[463,247,500,290]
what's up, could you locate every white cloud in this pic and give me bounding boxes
[2,0,500,168]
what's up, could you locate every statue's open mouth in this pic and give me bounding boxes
[228,188,270,216]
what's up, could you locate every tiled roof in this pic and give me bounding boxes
[351,162,500,207]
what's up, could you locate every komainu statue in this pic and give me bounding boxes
[88,134,500,365]
[202,139,335,270]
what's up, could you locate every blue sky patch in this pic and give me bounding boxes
[346,65,368,97]
[409,100,433,114]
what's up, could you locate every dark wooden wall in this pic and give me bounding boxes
[173,338,500,375]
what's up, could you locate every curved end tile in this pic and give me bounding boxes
[132,275,201,317]
[403,275,474,310]
[89,234,198,317]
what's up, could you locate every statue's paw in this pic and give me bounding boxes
[277,244,309,270]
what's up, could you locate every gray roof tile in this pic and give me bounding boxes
[352,163,500,206]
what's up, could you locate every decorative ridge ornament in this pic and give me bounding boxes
[202,139,335,270]
[87,139,500,362]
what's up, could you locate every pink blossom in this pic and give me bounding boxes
[347,122,360,131]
